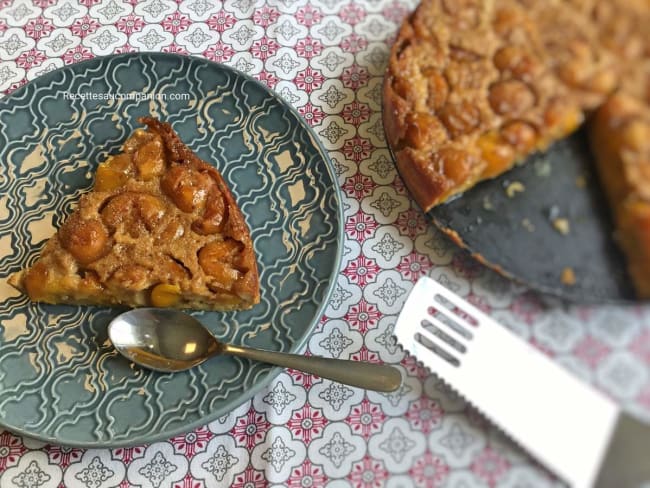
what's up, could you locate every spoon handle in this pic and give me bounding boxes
[222,344,402,392]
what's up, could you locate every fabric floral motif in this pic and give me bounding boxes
[206,11,235,32]
[0,34,28,55]
[286,405,328,443]
[15,48,46,68]
[346,399,386,439]
[74,457,114,488]
[298,102,326,126]
[439,423,477,458]
[260,437,295,473]
[72,15,102,36]
[12,461,50,488]
[318,85,347,108]
[340,3,366,25]
[343,135,373,162]
[397,251,433,281]
[232,410,270,449]
[274,19,300,41]
[340,33,367,54]
[0,432,27,470]
[295,5,322,27]
[630,329,650,365]
[328,282,353,310]
[341,101,370,126]
[286,460,327,488]
[345,211,378,241]
[263,381,297,415]
[372,277,406,307]
[319,119,348,143]
[200,446,236,482]
[378,426,415,463]
[344,298,381,332]
[471,448,511,487]
[111,447,144,464]
[160,12,189,33]
[347,456,389,488]
[318,432,355,468]
[171,427,213,457]
[255,70,279,88]
[319,51,346,71]
[405,397,444,434]
[373,323,400,355]
[318,382,354,411]
[138,452,176,488]
[295,36,321,59]
[231,466,265,488]
[396,208,428,240]
[252,6,279,27]
[344,256,380,287]
[203,41,235,62]
[272,52,300,74]
[318,327,353,358]
[171,473,202,488]
[409,452,450,487]
[574,335,611,368]
[62,45,93,64]
[343,172,376,199]
[294,66,324,92]
[23,18,55,39]
[350,346,381,363]
[341,65,369,89]
[250,36,279,60]
[288,368,316,389]
[370,191,403,221]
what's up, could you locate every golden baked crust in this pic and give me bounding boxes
[10,117,260,311]
[384,0,650,297]
[590,94,650,296]
[383,0,647,212]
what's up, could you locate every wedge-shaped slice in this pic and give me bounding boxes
[10,117,260,310]
[590,94,650,297]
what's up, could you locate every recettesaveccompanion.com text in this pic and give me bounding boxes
[62,91,191,101]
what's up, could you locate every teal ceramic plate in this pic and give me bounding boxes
[0,53,343,447]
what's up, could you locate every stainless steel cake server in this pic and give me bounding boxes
[394,276,650,488]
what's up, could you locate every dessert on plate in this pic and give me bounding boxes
[383,0,650,295]
[10,117,260,311]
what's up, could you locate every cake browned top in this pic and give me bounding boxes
[383,0,649,212]
[10,117,260,311]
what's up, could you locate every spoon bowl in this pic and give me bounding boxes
[109,308,221,371]
[108,308,402,392]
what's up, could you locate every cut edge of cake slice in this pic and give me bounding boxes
[589,93,650,298]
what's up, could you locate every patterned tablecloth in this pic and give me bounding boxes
[1,0,650,487]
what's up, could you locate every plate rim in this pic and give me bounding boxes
[0,51,345,447]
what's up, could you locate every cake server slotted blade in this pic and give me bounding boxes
[394,276,650,488]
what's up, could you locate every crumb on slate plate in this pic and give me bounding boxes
[561,267,576,286]
[552,218,571,235]
[505,181,526,198]
[521,218,535,232]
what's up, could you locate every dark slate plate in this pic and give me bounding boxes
[427,126,636,303]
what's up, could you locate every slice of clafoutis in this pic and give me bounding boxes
[9,117,260,311]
